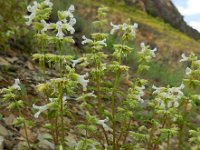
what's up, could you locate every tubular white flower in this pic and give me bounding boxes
[180,53,189,62]
[43,0,53,7]
[77,73,89,91]
[153,83,185,109]
[81,35,93,45]
[25,2,38,26]
[110,22,120,34]
[69,18,76,26]
[131,23,138,35]
[150,48,157,57]
[140,42,157,57]
[32,104,49,118]
[122,23,128,31]
[12,79,21,90]
[71,60,80,68]
[140,42,145,49]
[134,85,145,103]
[56,21,64,39]
[86,91,97,98]
[152,85,164,94]
[81,35,107,47]
[67,24,75,34]
[63,5,75,19]
[62,95,70,105]
[186,67,192,75]
[97,117,112,132]
[41,20,49,33]
[96,39,107,47]
[71,58,83,68]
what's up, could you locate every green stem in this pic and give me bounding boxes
[101,126,109,146]
[93,50,102,113]
[122,119,131,146]
[59,84,64,146]
[148,126,155,150]
[111,71,121,150]
[178,100,187,149]
[23,122,31,149]
[167,132,170,150]
[17,105,31,149]
[58,42,65,146]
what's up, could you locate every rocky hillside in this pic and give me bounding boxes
[123,0,200,40]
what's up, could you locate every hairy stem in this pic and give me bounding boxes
[167,132,170,150]
[111,71,121,150]
[23,122,31,149]
[58,42,65,146]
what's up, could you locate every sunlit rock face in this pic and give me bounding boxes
[123,0,200,40]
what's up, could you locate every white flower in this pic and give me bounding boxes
[97,117,112,132]
[69,18,76,26]
[25,2,38,26]
[178,83,185,90]
[152,85,164,94]
[140,42,157,57]
[186,67,192,75]
[97,39,107,47]
[110,22,120,34]
[49,98,57,102]
[110,22,138,35]
[71,59,81,68]
[62,95,70,105]
[81,35,107,46]
[131,23,138,35]
[41,20,49,33]
[150,48,157,57]
[180,53,188,62]
[122,23,128,30]
[66,24,75,34]
[77,73,89,91]
[32,104,49,118]
[81,35,93,45]
[63,5,75,19]
[12,79,21,90]
[86,91,97,98]
[43,0,53,7]
[56,21,64,39]
[140,42,145,49]
[134,85,145,103]
[33,95,69,118]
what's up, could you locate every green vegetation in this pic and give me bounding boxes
[0,0,26,49]
[0,0,200,150]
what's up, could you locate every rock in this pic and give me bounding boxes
[14,141,27,150]
[0,124,9,137]
[26,61,34,70]
[140,0,200,40]
[0,57,10,66]
[38,133,55,150]
[6,57,18,63]
[4,139,16,150]
[0,136,4,149]
[19,128,37,143]
[4,114,16,126]
[66,133,77,147]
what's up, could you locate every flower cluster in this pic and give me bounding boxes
[152,83,185,109]
[25,0,53,25]
[110,22,138,36]
[33,96,68,118]
[180,53,200,87]
[138,42,157,62]
[25,1,76,40]
[82,35,107,50]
